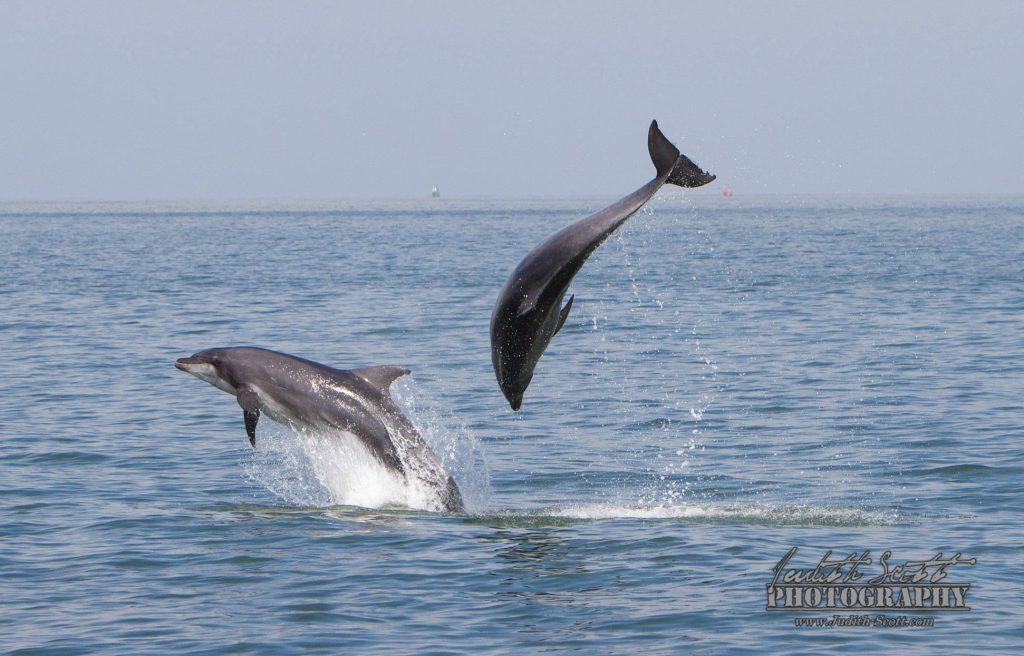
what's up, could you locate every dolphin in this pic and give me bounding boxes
[175,346,464,513]
[490,120,715,410]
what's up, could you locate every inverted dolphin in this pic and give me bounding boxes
[490,120,715,410]
[175,346,464,513]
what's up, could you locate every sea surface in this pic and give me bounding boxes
[1,195,1022,654]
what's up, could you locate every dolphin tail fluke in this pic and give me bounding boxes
[648,120,716,188]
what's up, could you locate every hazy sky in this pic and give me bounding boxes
[1,1,1021,200]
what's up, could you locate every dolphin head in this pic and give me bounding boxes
[175,348,238,395]
[492,282,575,411]
[491,318,538,412]
[502,382,526,412]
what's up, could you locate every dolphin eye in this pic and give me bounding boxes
[211,355,223,365]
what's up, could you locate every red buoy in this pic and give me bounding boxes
[723,186,733,197]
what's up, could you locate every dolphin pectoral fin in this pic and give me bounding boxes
[243,409,259,447]
[648,120,715,188]
[554,294,574,336]
[517,295,538,318]
[350,365,411,392]
[236,386,260,447]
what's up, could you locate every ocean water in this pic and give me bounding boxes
[1,194,1022,654]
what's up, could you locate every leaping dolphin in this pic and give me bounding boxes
[175,346,464,513]
[490,120,715,410]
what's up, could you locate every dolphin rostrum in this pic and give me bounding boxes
[175,346,464,513]
[490,120,715,410]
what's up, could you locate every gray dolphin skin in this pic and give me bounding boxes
[490,120,715,410]
[175,346,464,513]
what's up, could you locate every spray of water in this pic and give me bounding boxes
[601,193,726,508]
[390,376,491,512]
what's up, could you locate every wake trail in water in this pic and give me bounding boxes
[485,502,900,527]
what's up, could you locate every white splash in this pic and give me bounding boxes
[242,424,426,509]
[241,377,489,513]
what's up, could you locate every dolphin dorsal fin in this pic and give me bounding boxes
[350,365,411,391]
[554,294,574,335]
